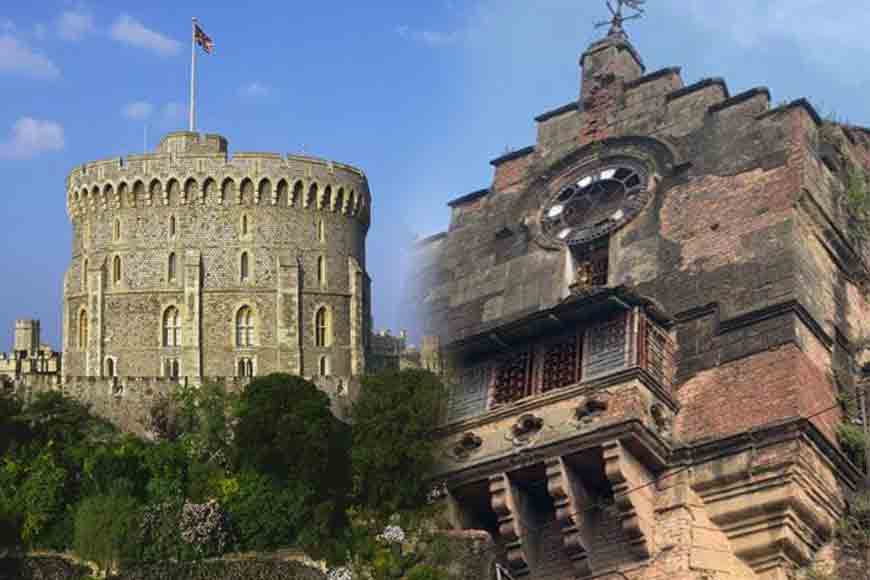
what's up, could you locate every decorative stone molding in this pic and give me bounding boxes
[602,439,655,559]
[452,432,483,460]
[489,473,531,577]
[575,393,610,424]
[649,402,673,437]
[545,457,592,576]
[512,413,544,439]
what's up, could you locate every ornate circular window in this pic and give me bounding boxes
[541,160,651,245]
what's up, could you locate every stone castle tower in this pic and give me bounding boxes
[63,131,371,387]
[421,25,869,580]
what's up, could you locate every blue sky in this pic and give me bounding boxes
[2,0,870,351]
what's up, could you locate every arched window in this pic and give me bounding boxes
[105,357,115,378]
[315,306,330,347]
[240,252,250,282]
[242,214,249,236]
[113,219,121,241]
[237,357,254,378]
[168,252,177,282]
[236,306,254,347]
[319,355,329,377]
[317,256,327,288]
[78,310,88,348]
[163,306,181,347]
[317,219,326,243]
[113,256,122,285]
[169,215,176,237]
[165,359,180,379]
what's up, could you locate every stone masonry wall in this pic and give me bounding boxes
[64,131,371,384]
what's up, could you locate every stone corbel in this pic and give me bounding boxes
[489,473,531,577]
[602,440,655,559]
[545,457,592,576]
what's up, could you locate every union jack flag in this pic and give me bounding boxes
[195,23,214,54]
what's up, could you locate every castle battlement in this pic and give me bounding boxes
[66,132,370,223]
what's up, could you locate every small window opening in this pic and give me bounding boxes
[240,252,250,282]
[168,252,177,282]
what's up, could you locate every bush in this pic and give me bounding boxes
[222,470,311,552]
[19,448,67,547]
[837,423,867,472]
[351,370,447,515]
[73,493,141,574]
[235,373,350,490]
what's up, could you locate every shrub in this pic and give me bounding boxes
[73,493,141,574]
[222,470,311,552]
[351,370,447,515]
[19,448,67,547]
[235,373,349,490]
[178,499,231,558]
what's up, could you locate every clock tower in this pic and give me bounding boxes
[417,12,863,580]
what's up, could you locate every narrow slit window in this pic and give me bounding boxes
[240,252,250,282]
[317,256,327,288]
[168,252,177,282]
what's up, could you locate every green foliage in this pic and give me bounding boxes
[222,470,311,552]
[138,498,185,562]
[837,423,867,472]
[73,493,141,573]
[0,391,26,456]
[351,370,447,516]
[1,370,450,571]
[235,373,348,490]
[19,447,67,547]
[404,564,449,580]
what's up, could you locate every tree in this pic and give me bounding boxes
[351,370,447,516]
[222,470,312,552]
[235,373,349,488]
[73,493,141,574]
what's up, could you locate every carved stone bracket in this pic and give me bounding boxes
[545,457,593,577]
[452,432,483,461]
[574,392,610,425]
[602,439,655,559]
[489,473,531,577]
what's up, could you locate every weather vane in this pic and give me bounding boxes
[595,0,646,37]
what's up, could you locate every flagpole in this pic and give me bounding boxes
[189,17,197,132]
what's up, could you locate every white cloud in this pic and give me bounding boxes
[0,34,59,78]
[121,101,154,121]
[57,8,95,41]
[110,14,180,57]
[240,82,273,99]
[396,25,459,47]
[681,0,870,80]
[0,117,65,160]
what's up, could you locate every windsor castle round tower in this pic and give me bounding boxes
[63,131,371,386]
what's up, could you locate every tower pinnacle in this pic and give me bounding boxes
[595,0,646,39]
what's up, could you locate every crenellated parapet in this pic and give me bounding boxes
[63,130,373,387]
[65,131,371,225]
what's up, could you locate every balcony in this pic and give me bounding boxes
[433,289,677,577]
[443,289,676,427]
